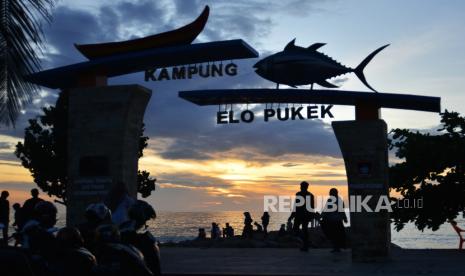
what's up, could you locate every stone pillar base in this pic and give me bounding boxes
[332,120,391,262]
[66,85,152,226]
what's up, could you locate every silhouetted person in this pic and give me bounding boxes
[211,222,221,239]
[321,188,347,252]
[278,224,286,236]
[198,228,206,239]
[288,181,315,251]
[54,227,97,276]
[21,201,58,275]
[223,223,234,238]
[242,212,253,238]
[120,200,160,276]
[22,188,43,222]
[12,203,25,246]
[261,212,270,234]
[93,224,153,276]
[78,202,112,252]
[105,181,136,226]
[0,191,10,245]
[12,203,25,230]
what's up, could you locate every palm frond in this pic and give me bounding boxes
[0,0,54,126]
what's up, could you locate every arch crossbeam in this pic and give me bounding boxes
[179,89,441,120]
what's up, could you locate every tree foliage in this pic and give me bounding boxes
[1,0,55,126]
[389,110,465,231]
[15,91,156,204]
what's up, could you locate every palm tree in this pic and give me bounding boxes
[0,0,54,126]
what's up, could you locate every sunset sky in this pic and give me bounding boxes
[1,0,465,211]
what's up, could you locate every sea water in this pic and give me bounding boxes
[148,211,464,249]
[9,210,464,249]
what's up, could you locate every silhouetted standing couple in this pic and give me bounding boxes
[288,181,315,251]
[321,188,347,252]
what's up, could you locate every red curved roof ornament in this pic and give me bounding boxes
[75,5,210,60]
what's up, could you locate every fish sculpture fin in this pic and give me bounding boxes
[284,38,296,51]
[307,43,326,51]
[354,44,390,92]
[317,80,339,88]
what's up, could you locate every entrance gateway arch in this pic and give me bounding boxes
[179,89,440,261]
[26,5,440,262]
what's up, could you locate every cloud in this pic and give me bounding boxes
[331,77,349,86]
[157,172,232,189]
[0,0,345,212]
[0,152,20,163]
[153,115,340,161]
[281,162,301,167]
[0,142,12,149]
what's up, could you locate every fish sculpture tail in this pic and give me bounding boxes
[354,44,390,92]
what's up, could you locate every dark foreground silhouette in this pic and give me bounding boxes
[0,186,160,276]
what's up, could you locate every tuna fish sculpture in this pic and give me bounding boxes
[254,39,389,92]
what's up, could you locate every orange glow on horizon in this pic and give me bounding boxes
[1,133,352,211]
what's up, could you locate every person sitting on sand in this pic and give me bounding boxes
[223,223,234,238]
[198,228,206,239]
[242,212,253,238]
[211,223,221,239]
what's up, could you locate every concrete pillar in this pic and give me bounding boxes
[332,120,391,262]
[66,85,152,226]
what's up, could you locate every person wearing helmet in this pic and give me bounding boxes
[53,227,97,276]
[78,202,112,252]
[120,200,160,276]
[93,224,153,276]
